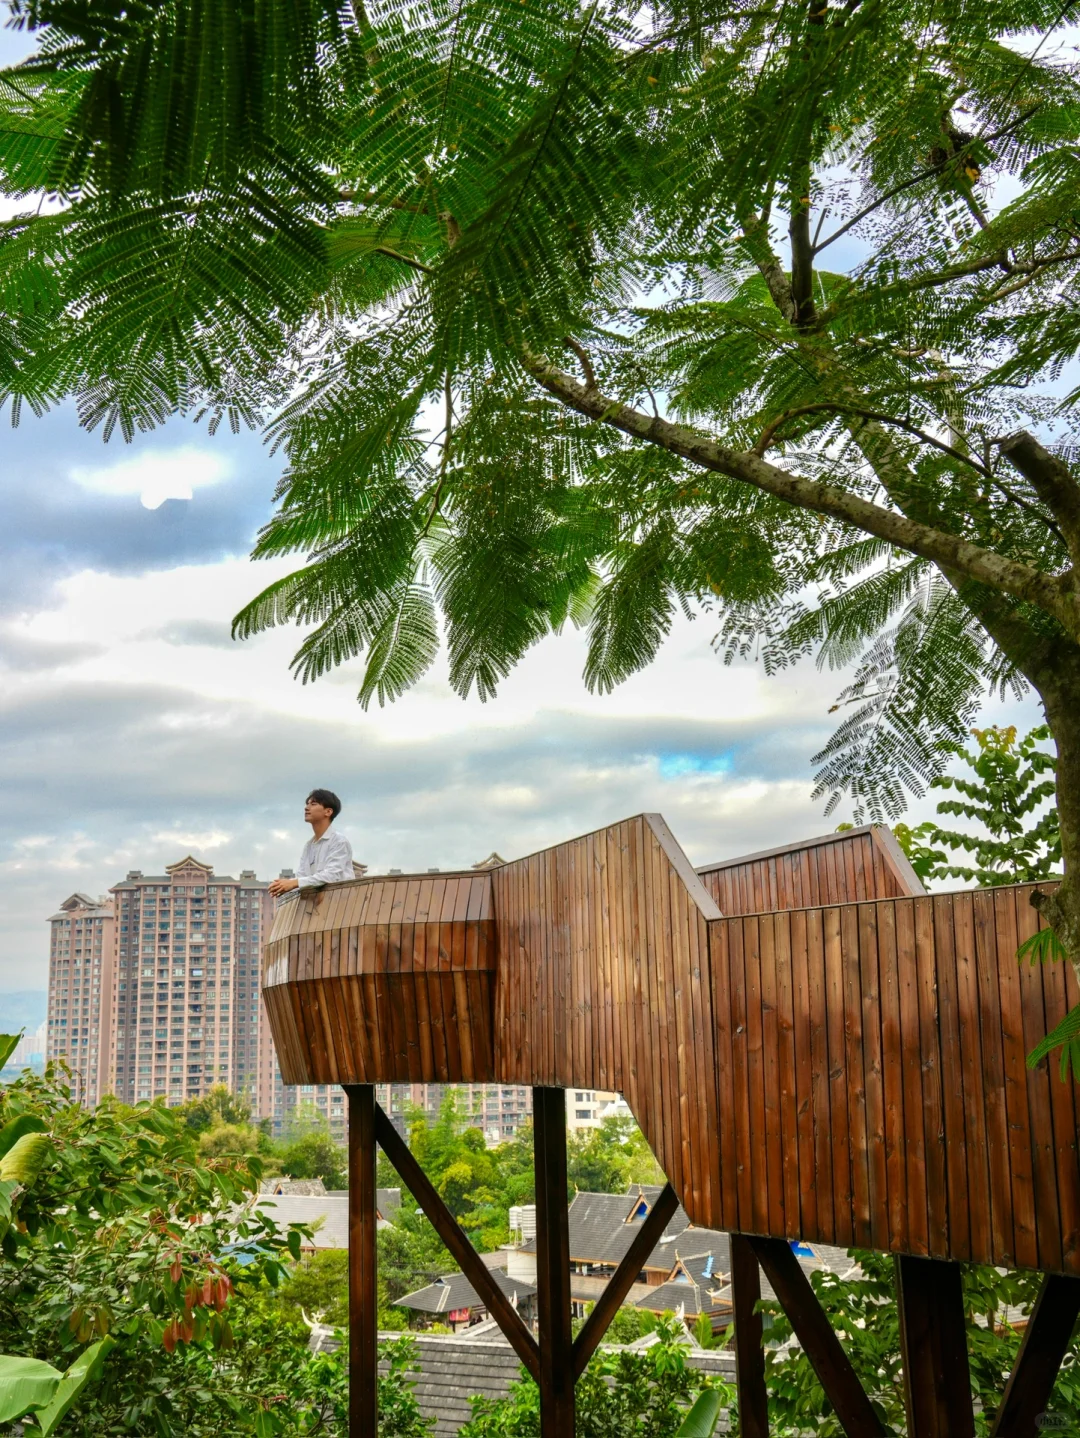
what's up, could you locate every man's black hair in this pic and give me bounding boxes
[307,788,342,821]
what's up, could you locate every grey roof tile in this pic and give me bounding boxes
[398,1268,536,1315]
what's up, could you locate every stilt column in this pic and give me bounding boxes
[345,1084,378,1438]
[731,1234,768,1438]
[896,1255,975,1438]
[533,1086,574,1437]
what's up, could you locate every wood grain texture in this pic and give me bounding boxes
[262,821,1080,1277]
[708,884,1080,1275]
[696,824,925,915]
[491,815,722,1221]
[263,873,496,1083]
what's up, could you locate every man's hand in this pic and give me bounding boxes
[268,877,300,897]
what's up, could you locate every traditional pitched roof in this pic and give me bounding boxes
[635,1279,715,1317]
[518,1188,693,1269]
[307,1331,737,1437]
[397,1268,536,1315]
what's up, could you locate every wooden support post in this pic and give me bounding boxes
[750,1236,886,1437]
[990,1273,1080,1437]
[533,1086,574,1438]
[896,1255,975,1438]
[373,1103,540,1380]
[573,1182,679,1376]
[345,1084,378,1438]
[730,1234,768,1438]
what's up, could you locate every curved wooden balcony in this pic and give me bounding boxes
[263,872,496,1085]
[264,814,1079,1277]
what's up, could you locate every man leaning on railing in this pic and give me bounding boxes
[268,789,354,901]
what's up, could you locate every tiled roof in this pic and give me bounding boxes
[635,1279,714,1317]
[308,1331,736,1437]
[673,1238,731,1285]
[378,1187,402,1219]
[397,1268,536,1315]
[518,1189,693,1268]
[252,1194,351,1248]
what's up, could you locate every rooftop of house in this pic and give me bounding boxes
[250,1189,402,1248]
[397,1268,536,1315]
[518,1187,693,1269]
[307,1330,736,1437]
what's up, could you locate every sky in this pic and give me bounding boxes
[0,16,1050,1001]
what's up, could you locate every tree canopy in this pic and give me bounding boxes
[4,0,1080,952]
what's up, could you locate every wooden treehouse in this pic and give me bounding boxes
[262,817,1080,1438]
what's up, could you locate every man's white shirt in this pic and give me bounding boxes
[296,828,355,889]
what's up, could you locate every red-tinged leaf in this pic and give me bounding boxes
[162,1322,178,1354]
[179,1319,194,1343]
[184,1283,198,1311]
[202,1275,213,1307]
[68,1307,85,1335]
[169,1257,182,1283]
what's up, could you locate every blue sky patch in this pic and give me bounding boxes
[658,752,732,779]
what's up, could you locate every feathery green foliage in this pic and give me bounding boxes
[6,0,1080,960]
[897,722,1060,885]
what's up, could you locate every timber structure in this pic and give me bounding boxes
[262,816,1080,1437]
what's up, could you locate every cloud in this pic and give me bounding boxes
[71,446,231,510]
[0,406,281,608]
[148,619,239,649]
[0,663,844,989]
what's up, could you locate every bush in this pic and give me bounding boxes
[0,1056,429,1436]
[461,1314,731,1437]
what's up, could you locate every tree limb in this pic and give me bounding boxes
[564,336,599,394]
[372,247,433,274]
[814,110,1040,254]
[998,431,1080,562]
[522,352,1080,635]
[740,212,797,324]
[753,401,994,476]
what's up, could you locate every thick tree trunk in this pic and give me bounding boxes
[1034,655,1080,968]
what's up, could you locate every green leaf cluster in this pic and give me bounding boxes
[3,0,1080,829]
[0,1057,428,1435]
[894,722,1060,886]
[761,1249,1080,1435]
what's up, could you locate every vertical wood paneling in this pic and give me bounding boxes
[262,824,1080,1278]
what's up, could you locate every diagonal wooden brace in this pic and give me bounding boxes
[990,1272,1080,1438]
[572,1182,680,1377]
[749,1236,887,1438]
[373,1102,541,1381]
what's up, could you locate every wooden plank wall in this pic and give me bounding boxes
[709,885,1080,1275]
[262,873,497,1085]
[261,816,1080,1275]
[697,825,924,916]
[491,814,723,1222]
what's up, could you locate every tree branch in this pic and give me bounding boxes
[740,212,797,324]
[372,247,433,274]
[814,110,1040,254]
[998,431,1080,561]
[787,0,822,329]
[522,353,1080,635]
[753,401,994,476]
[564,336,599,394]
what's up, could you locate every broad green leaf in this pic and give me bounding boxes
[0,1132,52,1184]
[0,1114,47,1160]
[0,1034,21,1069]
[0,1354,62,1424]
[676,1390,723,1437]
[34,1337,115,1436]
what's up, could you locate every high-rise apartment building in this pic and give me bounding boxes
[107,856,274,1107]
[45,893,116,1105]
[45,857,549,1142]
